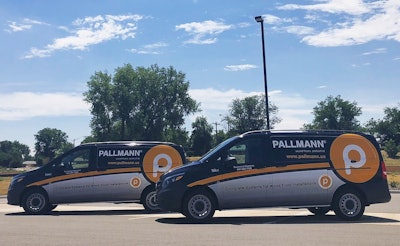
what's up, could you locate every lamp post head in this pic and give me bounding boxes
[255,16,264,23]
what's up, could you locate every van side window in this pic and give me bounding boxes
[54,149,91,172]
[227,138,267,168]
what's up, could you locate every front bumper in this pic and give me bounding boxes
[7,182,25,206]
[156,186,186,212]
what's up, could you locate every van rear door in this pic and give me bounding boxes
[267,135,333,207]
[91,146,148,202]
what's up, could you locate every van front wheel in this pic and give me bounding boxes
[22,189,50,215]
[183,190,215,223]
[333,189,365,220]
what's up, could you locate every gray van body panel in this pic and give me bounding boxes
[210,169,345,209]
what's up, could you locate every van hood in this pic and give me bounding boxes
[165,160,201,176]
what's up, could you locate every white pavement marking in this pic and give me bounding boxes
[1,202,399,225]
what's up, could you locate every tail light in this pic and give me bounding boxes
[381,161,387,179]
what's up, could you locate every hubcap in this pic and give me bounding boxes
[146,191,159,210]
[339,193,360,217]
[27,193,46,212]
[188,194,211,219]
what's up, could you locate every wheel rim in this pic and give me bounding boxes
[145,191,159,211]
[188,194,212,219]
[26,193,46,213]
[338,193,361,217]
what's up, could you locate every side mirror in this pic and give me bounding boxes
[224,156,237,166]
[52,164,65,175]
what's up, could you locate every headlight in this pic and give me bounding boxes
[8,176,24,190]
[162,173,184,187]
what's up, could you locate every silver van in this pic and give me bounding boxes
[157,130,391,222]
[8,141,185,214]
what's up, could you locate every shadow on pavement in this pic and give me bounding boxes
[5,209,153,216]
[156,214,400,225]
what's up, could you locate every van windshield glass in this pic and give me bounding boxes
[198,136,239,163]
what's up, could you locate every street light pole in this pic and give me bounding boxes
[255,15,270,130]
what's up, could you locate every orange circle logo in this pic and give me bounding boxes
[330,134,379,183]
[130,177,142,188]
[319,175,333,189]
[142,145,183,183]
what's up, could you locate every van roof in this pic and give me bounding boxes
[241,129,366,137]
[79,141,179,148]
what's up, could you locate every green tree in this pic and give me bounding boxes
[226,95,280,134]
[0,140,30,168]
[213,130,227,146]
[164,128,189,148]
[383,139,399,158]
[305,95,362,130]
[34,128,72,165]
[83,71,115,141]
[365,104,400,145]
[84,64,198,142]
[190,116,213,156]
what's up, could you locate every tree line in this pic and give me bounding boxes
[1,64,399,168]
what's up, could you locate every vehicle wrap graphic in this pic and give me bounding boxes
[27,167,142,187]
[330,133,380,183]
[187,133,381,187]
[188,162,331,187]
[142,145,183,183]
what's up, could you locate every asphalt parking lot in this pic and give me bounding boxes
[0,193,399,246]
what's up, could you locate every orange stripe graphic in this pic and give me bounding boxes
[27,167,142,187]
[188,162,330,187]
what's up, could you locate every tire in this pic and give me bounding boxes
[333,189,365,221]
[183,190,215,223]
[142,187,160,213]
[308,207,330,216]
[21,189,50,215]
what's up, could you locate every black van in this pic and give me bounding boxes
[156,130,391,222]
[8,141,185,214]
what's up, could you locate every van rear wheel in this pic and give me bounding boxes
[142,187,160,213]
[333,189,365,220]
[183,190,215,223]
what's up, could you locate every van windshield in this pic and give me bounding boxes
[198,136,239,163]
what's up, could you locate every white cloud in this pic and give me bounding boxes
[5,18,48,33]
[258,14,293,25]
[23,14,143,59]
[224,64,257,71]
[187,88,316,130]
[362,47,387,55]
[285,26,315,35]
[279,0,400,47]
[237,22,251,28]
[187,88,391,131]
[175,20,232,44]
[129,42,168,54]
[0,92,89,120]
[351,62,372,68]
[278,0,371,15]
[187,88,387,130]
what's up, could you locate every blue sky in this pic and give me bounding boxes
[1,0,400,152]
